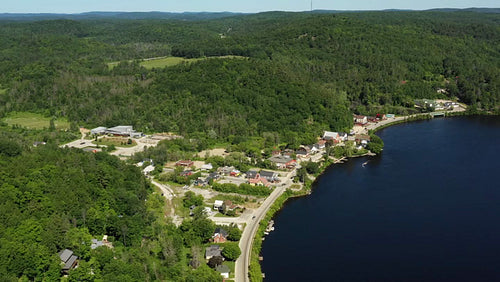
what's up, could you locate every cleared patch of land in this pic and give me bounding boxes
[3,112,70,130]
[0,89,6,95]
[108,55,246,70]
[197,148,229,158]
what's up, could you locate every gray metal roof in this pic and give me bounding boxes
[58,249,73,262]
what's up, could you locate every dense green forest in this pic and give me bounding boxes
[0,10,499,280]
[0,10,498,144]
[0,128,228,281]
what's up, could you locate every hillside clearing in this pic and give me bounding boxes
[108,55,246,70]
[3,112,70,130]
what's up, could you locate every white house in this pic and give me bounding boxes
[323,131,339,141]
[214,200,224,210]
[201,163,213,171]
[354,115,368,125]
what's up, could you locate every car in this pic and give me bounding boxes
[252,216,256,219]
[80,142,85,145]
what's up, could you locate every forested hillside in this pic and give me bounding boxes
[0,11,499,143]
[0,130,224,281]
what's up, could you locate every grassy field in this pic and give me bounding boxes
[108,56,246,70]
[92,137,137,147]
[3,112,70,130]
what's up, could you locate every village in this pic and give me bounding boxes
[59,100,466,280]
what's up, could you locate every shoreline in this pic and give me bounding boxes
[246,110,472,281]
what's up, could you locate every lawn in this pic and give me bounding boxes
[92,137,137,147]
[140,57,203,69]
[224,261,236,278]
[108,56,246,70]
[3,112,70,130]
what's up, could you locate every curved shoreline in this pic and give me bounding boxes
[245,109,470,281]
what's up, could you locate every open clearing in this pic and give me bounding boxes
[108,55,246,70]
[3,112,70,130]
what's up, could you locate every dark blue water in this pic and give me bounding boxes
[261,116,500,282]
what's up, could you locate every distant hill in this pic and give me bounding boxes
[1,8,499,22]
[0,11,246,22]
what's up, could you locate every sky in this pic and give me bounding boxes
[1,0,498,14]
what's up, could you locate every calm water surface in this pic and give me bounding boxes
[261,116,500,282]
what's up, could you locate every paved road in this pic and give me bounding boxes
[235,169,295,282]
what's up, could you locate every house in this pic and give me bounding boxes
[316,140,326,149]
[296,146,310,157]
[201,163,213,171]
[323,131,340,142]
[260,170,279,182]
[308,144,319,154]
[268,155,297,169]
[246,170,259,179]
[338,132,348,141]
[218,166,235,175]
[205,245,221,260]
[376,114,387,120]
[354,115,368,125]
[386,114,395,118]
[279,149,292,157]
[355,134,371,145]
[206,172,220,183]
[58,249,78,273]
[216,264,230,279]
[212,228,228,243]
[176,160,194,167]
[223,200,237,211]
[214,200,224,210]
[90,127,107,135]
[248,177,270,187]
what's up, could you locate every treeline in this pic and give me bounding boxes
[0,11,499,144]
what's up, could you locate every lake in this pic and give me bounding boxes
[261,116,500,282]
